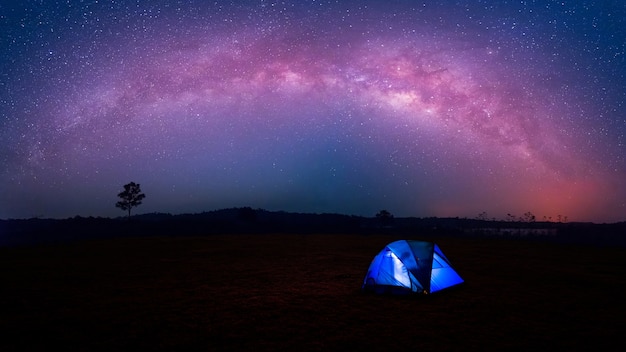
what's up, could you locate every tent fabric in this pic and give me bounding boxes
[362,240,464,294]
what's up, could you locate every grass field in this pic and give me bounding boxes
[1,233,625,351]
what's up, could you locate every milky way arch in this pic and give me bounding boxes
[2,1,624,221]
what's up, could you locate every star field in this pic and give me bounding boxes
[1,1,625,222]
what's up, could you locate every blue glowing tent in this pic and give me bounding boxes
[362,240,464,294]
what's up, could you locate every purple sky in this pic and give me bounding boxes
[1,1,625,222]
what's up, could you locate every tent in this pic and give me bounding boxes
[362,240,464,294]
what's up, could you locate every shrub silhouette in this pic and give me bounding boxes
[375,209,394,227]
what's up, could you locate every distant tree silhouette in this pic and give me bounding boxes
[376,209,394,227]
[522,211,536,222]
[115,182,146,220]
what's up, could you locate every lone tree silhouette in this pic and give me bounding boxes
[115,182,146,219]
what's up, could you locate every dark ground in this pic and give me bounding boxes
[1,233,625,351]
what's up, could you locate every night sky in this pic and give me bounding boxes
[1,1,625,223]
